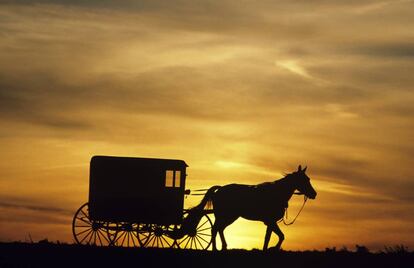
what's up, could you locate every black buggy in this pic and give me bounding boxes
[72,155,213,250]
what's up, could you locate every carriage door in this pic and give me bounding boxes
[164,169,183,223]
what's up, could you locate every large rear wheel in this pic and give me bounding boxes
[72,203,112,246]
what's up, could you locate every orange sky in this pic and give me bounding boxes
[1,1,414,250]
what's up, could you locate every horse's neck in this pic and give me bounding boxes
[275,177,296,202]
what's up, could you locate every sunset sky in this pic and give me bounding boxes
[1,0,414,250]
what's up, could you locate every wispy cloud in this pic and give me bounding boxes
[275,60,313,79]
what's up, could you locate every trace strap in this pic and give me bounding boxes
[280,195,308,226]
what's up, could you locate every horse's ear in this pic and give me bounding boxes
[298,165,302,172]
[303,166,307,172]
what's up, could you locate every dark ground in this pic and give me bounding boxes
[0,242,413,268]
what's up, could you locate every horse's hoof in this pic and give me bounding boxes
[266,246,282,252]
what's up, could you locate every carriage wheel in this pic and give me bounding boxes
[177,213,213,250]
[72,203,112,246]
[138,224,178,248]
[111,223,146,247]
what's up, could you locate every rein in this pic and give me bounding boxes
[280,195,308,226]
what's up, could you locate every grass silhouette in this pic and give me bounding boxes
[0,241,413,268]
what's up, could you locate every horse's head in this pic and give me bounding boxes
[291,165,317,199]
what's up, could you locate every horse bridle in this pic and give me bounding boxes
[280,193,308,226]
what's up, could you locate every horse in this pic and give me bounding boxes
[194,165,317,251]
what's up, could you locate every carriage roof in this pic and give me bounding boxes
[91,155,188,169]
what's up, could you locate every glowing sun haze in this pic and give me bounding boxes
[1,0,414,250]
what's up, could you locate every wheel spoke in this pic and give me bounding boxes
[79,229,93,244]
[80,209,89,219]
[97,232,104,246]
[93,231,97,245]
[113,232,122,244]
[120,231,127,246]
[197,219,209,230]
[147,234,156,246]
[190,237,194,249]
[131,234,137,247]
[77,217,92,225]
[87,231,94,245]
[194,238,198,250]
[183,236,191,249]
[160,234,171,247]
[197,227,212,232]
[76,227,93,236]
[138,234,149,245]
[91,231,95,245]
[197,232,211,237]
[159,236,165,248]
[195,236,204,249]
[197,234,209,244]
[98,229,110,243]
[178,235,188,247]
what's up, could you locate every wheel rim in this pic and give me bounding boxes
[140,224,177,248]
[177,214,212,250]
[72,203,111,246]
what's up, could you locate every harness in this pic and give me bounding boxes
[279,193,308,225]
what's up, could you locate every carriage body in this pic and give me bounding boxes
[88,155,187,225]
[73,155,212,249]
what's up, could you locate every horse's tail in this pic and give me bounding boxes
[193,185,221,210]
[176,185,221,238]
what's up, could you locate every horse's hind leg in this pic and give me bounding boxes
[211,221,227,251]
[273,223,284,250]
[219,229,227,250]
[263,225,272,250]
[212,224,218,251]
[212,215,237,251]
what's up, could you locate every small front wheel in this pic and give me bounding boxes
[177,213,213,250]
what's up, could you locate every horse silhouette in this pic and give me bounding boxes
[194,165,317,251]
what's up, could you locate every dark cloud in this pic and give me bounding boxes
[315,167,414,203]
[0,201,71,215]
[0,195,72,221]
[0,66,258,129]
[0,73,93,130]
[345,43,414,58]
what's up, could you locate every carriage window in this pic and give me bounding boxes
[165,170,174,187]
[165,170,181,188]
[175,170,181,187]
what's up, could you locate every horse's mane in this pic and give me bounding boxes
[255,172,296,188]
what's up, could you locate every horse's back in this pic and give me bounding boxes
[215,183,254,197]
[212,182,286,222]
